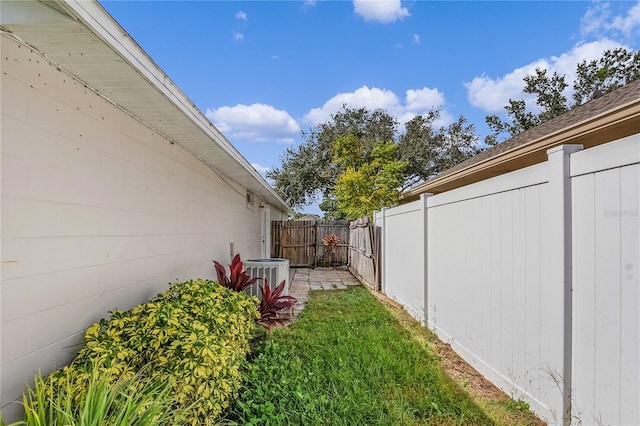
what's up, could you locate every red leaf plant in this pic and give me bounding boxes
[213,254,258,292]
[258,279,297,330]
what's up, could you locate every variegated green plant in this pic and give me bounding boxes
[41,279,259,425]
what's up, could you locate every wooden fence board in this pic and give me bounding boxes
[348,215,378,289]
[272,220,349,266]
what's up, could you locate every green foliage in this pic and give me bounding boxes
[485,68,568,145]
[267,106,397,209]
[213,253,258,292]
[485,99,541,146]
[333,138,407,219]
[318,194,347,220]
[503,399,531,414]
[523,68,568,122]
[5,367,183,426]
[257,279,297,330]
[399,112,481,182]
[269,106,480,216]
[224,287,492,425]
[486,47,639,145]
[573,48,640,106]
[39,279,259,426]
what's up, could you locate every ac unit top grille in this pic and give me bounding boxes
[244,258,290,298]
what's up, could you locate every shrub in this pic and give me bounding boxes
[44,279,259,425]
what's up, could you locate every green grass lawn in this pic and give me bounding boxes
[223,286,533,425]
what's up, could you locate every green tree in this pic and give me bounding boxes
[318,194,347,220]
[267,106,397,209]
[485,47,639,145]
[268,106,480,217]
[485,68,567,145]
[333,137,406,219]
[399,112,481,184]
[572,48,640,106]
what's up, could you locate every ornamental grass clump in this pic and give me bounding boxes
[9,365,184,426]
[38,279,259,426]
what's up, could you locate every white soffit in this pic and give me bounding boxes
[0,0,290,212]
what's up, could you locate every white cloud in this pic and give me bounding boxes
[272,55,280,60]
[464,39,626,113]
[251,163,270,176]
[305,86,400,125]
[232,32,244,41]
[412,33,420,44]
[235,10,248,21]
[581,2,611,35]
[353,0,409,23]
[581,0,640,38]
[304,0,317,7]
[304,85,451,129]
[609,1,640,36]
[405,88,444,111]
[206,103,300,143]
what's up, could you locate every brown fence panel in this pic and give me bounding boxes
[280,220,316,266]
[315,220,349,267]
[271,220,350,267]
[348,216,377,289]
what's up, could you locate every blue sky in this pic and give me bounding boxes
[99,0,639,213]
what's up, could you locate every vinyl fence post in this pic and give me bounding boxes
[547,144,582,425]
[381,207,387,294]
[420,193,432,327]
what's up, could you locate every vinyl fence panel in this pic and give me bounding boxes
[375,134,640,425]
[426,161,560,421]
[377,199,427,322]
[570,134,640,426]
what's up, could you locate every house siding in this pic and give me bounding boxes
[1,35,279,414]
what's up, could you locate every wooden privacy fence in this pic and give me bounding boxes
[271,220,349,267]
[348,216,380,290]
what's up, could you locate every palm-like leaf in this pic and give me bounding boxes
[258,279,297,330]
[213,254,258,292]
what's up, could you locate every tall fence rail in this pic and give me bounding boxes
[374,134,640,426]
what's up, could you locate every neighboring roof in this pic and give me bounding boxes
[403,78,640,201]
[0,0,290,212]
[295,214,321,221]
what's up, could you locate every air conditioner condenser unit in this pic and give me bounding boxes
[244,258,290,299]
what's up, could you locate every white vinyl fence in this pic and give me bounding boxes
[374,134,639,426]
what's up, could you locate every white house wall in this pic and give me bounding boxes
[0,35,280,414]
